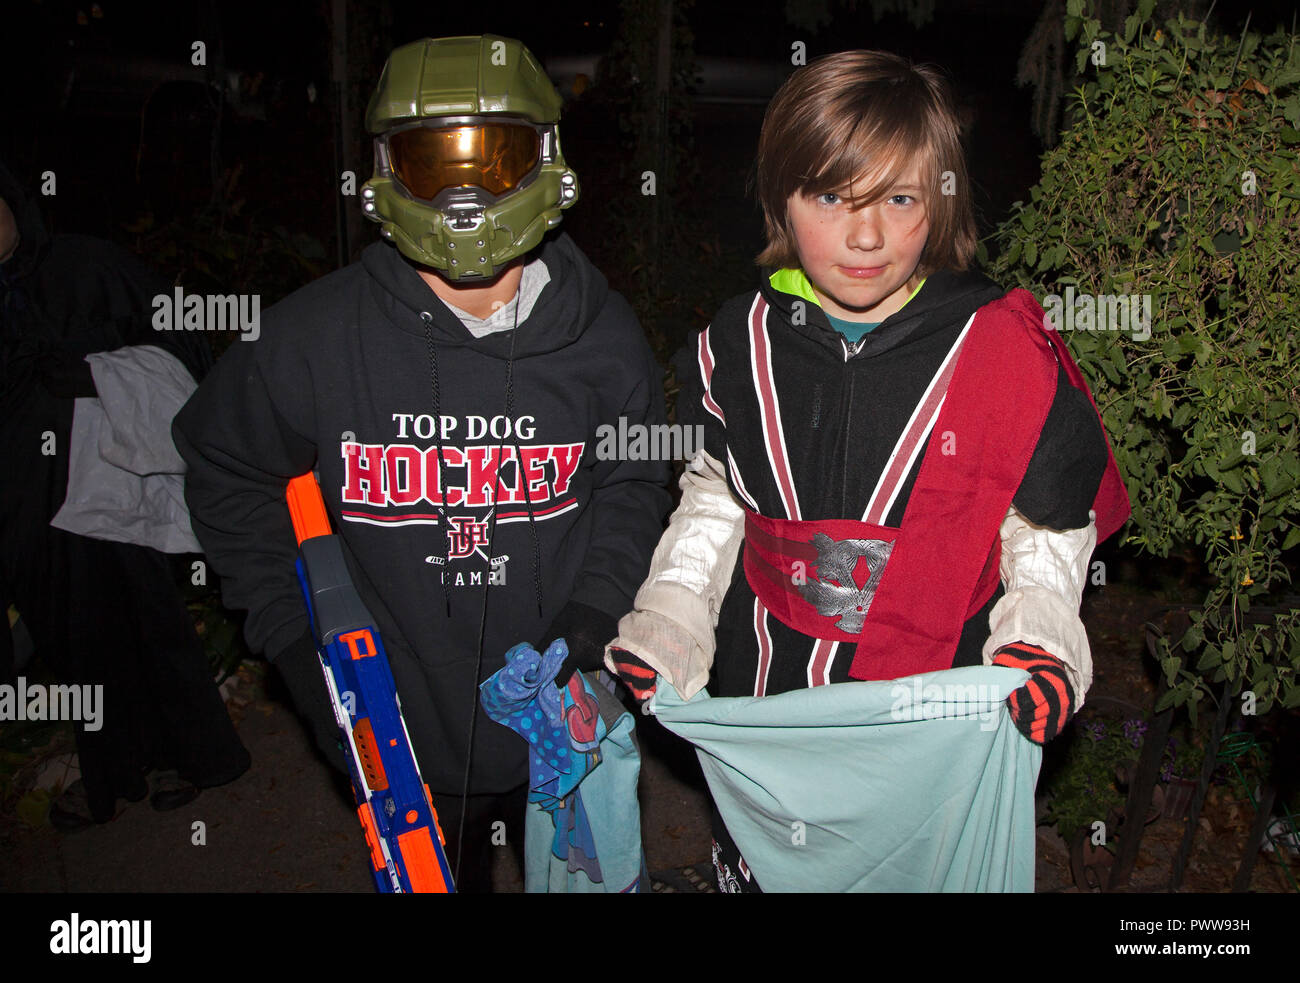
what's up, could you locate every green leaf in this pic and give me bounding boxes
[1099,356,1121,384]
[1221,470,1244,494]
[1261,456,1292,500]
[1283,96,1300,129]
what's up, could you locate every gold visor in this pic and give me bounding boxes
[388,124,542,199]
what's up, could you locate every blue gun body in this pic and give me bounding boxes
[289,475,454,893]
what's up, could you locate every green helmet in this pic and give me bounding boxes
[361,35,579,280]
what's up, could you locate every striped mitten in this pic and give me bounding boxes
[992,641,1076,744]
[607,647,657,702]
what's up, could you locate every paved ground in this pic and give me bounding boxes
[0,662,715,893]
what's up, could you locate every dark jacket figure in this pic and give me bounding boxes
[0,161,249,824]
[173,231,670,793]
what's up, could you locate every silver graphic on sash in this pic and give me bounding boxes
[797,533,893,634]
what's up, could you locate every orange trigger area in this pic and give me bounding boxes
[351,718,389,791]
[357,804,386,873]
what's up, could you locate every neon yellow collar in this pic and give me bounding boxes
[768,267,927,315]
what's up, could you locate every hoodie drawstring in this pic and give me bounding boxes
[501,345,544,621]
[422,311,455,619]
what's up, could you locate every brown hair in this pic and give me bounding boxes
[753,50,976,275]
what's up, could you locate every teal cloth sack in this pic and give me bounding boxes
[649,664,1041,892]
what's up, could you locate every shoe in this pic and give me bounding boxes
[148,770,200,811]
[48,779,95,833]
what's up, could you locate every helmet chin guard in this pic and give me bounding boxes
[360,36,579,280]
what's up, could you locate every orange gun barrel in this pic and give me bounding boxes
[286,473,332,545]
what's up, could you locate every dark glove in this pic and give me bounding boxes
[607,647,657,702]
[992,641,1077,745]
[543,600,617,686]
[36,351,97,398]
[273,632,348,774]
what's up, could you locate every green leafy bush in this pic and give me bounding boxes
[985,1,1300,718]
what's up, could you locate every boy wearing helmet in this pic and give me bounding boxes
[174,36,670,891]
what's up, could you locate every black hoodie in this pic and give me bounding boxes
[173,232,671,793]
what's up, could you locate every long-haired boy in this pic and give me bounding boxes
[609,50,1129,892]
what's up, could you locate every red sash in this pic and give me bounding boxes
[744,511,999,644]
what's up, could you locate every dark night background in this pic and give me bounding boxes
[1,0,1298,908]
[0,0,1281,332]
[9,0,1046,263]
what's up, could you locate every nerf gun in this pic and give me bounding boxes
[286,472,455,893]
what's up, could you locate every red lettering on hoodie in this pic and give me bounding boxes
[551,444,584,496]
[518,446,551,499]
[424,445,465,506]
[385,445,424,505]
[463,446,523,506]
[341,444,385,505]
[341,441,585,510]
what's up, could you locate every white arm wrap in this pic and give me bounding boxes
[606,448,745,698]
[982,506,1098,706]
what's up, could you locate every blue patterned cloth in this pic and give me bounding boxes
[481,640,645,892]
